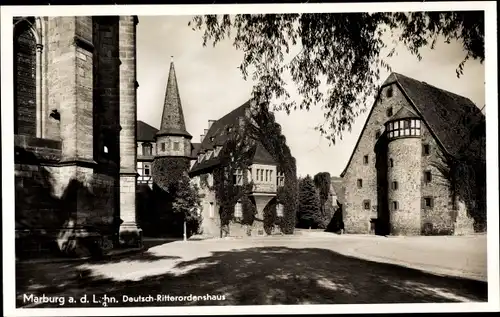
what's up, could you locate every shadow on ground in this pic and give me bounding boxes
[16,246,487,307]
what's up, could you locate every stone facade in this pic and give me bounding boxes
[341,73,478,236]
[14,16,141,258]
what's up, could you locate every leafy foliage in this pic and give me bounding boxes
[246,102,299,234]
[152,157,191,192]
[431,115,486,232]
[313,172,331,207]
[211,125,256,235]
[297,175,321,228]
[189,12,484,144]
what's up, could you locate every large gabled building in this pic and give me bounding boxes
[340,72,485,236]
[136,61,287,238]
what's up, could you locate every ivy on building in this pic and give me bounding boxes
[205,100,298,236]
[246,101,299,235]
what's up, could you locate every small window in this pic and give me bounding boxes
[423,197,433,209]
[389,158,394,167]
[210,136,215,142]
[357,179,363,188]
[392,201,399,211]
[392,181,398,190]
[173,142,179,151]
[386,86,393,98]
[144,164,150,176]
[423,144,430,156]
[375,131,381,139]
[363,200,371,210]
[363,155,369,165]
[387,107,393,117]
[103,145,109,154]
[424,171,432,183]
[260,169,264,181]
[161,142,165,151]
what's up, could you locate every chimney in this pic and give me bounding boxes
[208,120,216,129]
[200,134,205,142]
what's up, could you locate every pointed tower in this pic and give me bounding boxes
[153,57,192,189]
[155,57,192,157]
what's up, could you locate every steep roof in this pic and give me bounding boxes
[340,72,485,177]
[189,100,277,175]
[330,176,345,205]
[137,120,158,142]
[190,142,201,159]
[157,60,192,139]
[392,73,483,157]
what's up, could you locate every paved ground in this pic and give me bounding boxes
[16,233,488,307]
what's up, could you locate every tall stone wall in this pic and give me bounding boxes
[14,16,130,257]
[343,83,410,233]
[420,125,455,235]
[387,137,422,235]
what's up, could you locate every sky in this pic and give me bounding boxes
[136,15,485,178]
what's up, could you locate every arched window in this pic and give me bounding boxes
[14,19,38,136]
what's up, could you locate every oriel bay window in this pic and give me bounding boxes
[387,119,421,139]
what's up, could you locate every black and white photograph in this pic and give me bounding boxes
[1,2,498,316]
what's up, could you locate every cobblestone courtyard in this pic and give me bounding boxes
[16,233,487,307]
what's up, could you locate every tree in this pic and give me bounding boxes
[313,172,333,229]
[170,173,203,240]
[189,12,484,144]
[297,175,321,229]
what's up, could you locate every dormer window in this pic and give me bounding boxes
[214,146,222,157]
[206,149,213,160]
[210,136,215,142]
[227,126,233,133]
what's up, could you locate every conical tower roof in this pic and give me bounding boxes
[156,58,192,139]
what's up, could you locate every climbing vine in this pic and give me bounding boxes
[205,100,298,236]
[246,101,299,234]
[211,129,256,236]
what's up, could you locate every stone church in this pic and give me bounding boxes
[136,60,286,238]
[14,16,142,258]
[340,72,486,236]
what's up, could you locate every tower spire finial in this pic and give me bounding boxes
[171,55,174,63]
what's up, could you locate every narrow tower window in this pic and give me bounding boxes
[389,158,394,167]
[386,107,393,117]
[392,181,399,190]
[161,142,166,151]
[392,201,399,211]
[173,141,179,151]
[423,197,434,209]
[363,155,369,165]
